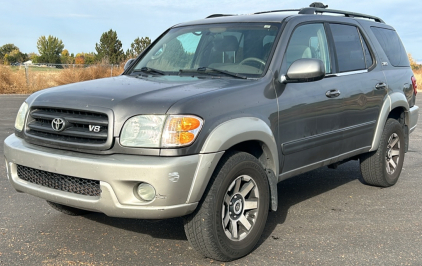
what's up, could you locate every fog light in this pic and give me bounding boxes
[137,183,156,201]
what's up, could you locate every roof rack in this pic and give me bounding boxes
[298,7,385,23]
[254,9,301,15]
[206,5,384,24]
[253,6,384,24]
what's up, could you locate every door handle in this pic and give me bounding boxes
[325,89,340,98]
[375,82,387,90]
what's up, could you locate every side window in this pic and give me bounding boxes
[282,23,331,74]
[330,24,366,72]
[147,32,199,70]
[371,27,410,67]
[360,33,373,68]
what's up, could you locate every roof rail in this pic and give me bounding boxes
[206,14,235,19]
[254,9,301,15]
[298,7,385,23]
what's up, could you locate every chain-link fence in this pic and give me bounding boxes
[1,63,124,94]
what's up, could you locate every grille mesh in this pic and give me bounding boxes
[17,165,101,196]
[26,107,109,147]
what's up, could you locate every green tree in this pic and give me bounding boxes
[1,44,27,65]
[95,29,124,64]
[37,35,65,63]
[0,44,19,64]
[84,52,96,64]
[60,49,74,64]
[126,37,151,58]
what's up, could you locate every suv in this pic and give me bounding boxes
[4,3,419,261]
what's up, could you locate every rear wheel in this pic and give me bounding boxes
[47,201,90,216]
[360,118,405,187]
[183,151,269,261]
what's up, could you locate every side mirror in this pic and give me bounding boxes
[124,59,136,71]
[280,58,325,83]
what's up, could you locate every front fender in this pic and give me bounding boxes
[186,117,279,211]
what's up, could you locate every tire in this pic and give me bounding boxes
[183,151,269,261]
[360,118,405,187]
[46,201,90,216]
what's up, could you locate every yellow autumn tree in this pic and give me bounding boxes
[408,53,419,70]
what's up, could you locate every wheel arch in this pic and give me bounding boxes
[186,117,279,211]
[370,93,409,152]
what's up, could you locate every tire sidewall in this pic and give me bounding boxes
[380,120,405,185]
[211,154,269,259]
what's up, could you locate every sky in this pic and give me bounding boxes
[1,0,421,62]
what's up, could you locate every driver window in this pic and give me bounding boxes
[282,23,331,74]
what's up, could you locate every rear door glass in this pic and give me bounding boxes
[360,32,373,68]
[330,24,366,72]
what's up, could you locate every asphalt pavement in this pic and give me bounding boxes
[1,95,421,265]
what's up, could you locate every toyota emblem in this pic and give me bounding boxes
[51,118,66,132]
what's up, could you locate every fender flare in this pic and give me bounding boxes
[186,117,279,211]
[370,92,409,151]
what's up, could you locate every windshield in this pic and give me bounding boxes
[131,23,280,78]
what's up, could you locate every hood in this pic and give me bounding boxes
[27,75,248,135]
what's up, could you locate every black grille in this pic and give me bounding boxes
[26,107,109,147]
[17,165,101,197]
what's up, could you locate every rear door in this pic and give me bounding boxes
[326,22,387,154]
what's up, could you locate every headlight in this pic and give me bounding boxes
[120,115,203,148]
[15,102,28,131]
[120,115,166,147]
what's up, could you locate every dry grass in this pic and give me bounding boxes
[0,66,28,94]
[2,64,421,94]
[0,64,124,94]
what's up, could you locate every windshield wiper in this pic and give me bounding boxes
[179,67,247,79]
[133,67,165,76]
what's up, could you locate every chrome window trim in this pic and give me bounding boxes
[326,69,368,77]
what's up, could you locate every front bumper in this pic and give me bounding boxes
[4,134,222,219]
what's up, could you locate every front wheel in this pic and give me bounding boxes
[360,118,405,187]
[183,151,269,261]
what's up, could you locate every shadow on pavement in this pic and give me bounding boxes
[82,161,362,244]
[257,160,362,248]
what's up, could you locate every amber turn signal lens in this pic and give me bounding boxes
[180,117,201,131]
[162,115,204,147]
[167,117,201,131]
[179,132,195,144]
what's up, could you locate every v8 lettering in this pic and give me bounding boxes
[89,125,101,132]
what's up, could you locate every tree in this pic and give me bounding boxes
[126,37,151,58]
[84,52,96,64]
[0,44,27,64]
[37,35,64,63]
[0,44,19,64]
[60,49,73,64]
[61,49,69,57]
[408,53,420,70]
[75,53,85,64]
[95,29,124,64]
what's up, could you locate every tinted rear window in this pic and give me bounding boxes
[371,27,409,67]
[330,24,366,72]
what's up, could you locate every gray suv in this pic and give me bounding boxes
[4,3,419,261]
